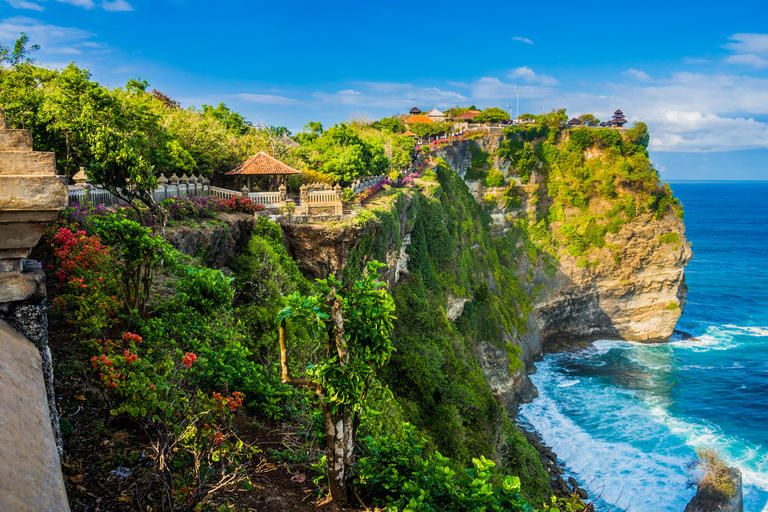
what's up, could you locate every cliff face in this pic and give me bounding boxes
[533,211,690,344]
[433,134,691,347]
[278,130,690,427]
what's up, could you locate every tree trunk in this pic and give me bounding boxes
[322,403,355,506]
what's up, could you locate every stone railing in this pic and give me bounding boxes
[209,186,239,200]
[351,175,385,195]
[67,171,210,206]
[248,184,290,209]
[297,182,343,215]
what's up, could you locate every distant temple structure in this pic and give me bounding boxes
[601,109,628,128]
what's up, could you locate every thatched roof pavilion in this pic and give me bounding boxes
[409,106,422,114]
[567,117,582,126]
[226,151,302,191]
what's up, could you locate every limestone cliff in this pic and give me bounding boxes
[433,133,691,347]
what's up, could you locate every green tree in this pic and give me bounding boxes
[0,32,39,76]
[371,116,406,134]
[578,113,601,126]
[276,261,396,506]
[201,102,251,135]
[472,107,511,123]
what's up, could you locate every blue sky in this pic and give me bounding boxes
[2,0,768,179]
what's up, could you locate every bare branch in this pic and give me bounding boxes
[278,318,324,396]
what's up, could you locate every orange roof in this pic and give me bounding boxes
[456,110,481,120]
[402,130,417,137]
[405,115,434,124]
[226,151,302,176]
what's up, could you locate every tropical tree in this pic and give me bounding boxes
[578,113,601,127]
[0,32,39,76]
[472,107,510,123]
[276,261,396,506]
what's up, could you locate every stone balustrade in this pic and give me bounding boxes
[297,182,344,215]
[351,175,385,195]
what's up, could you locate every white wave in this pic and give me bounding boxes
[557,378,580,388]
[519,395,694,511]
[670,326,740,351]
[648,405,768,492]
[722,324,768,337]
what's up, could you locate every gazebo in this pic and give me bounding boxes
[567,117,582,126]
[225,151,302,192]
[409,106,422,115]
[402,130,418,137]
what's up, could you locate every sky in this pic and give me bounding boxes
[2,0,768,180]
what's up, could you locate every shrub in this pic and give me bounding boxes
[162,195,220,221]
[691,448,736,501]
[219,195,265,214]
[49,225,122,336]
[93,214,174,317]
[484,169,506,187]
[176,265,234,313]
[354,424,533,512]
[659,232,680,245]
[90,331,257,510]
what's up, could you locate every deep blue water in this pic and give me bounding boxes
[519,182,768,511]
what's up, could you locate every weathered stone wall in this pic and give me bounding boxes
[0,319,70,512]
[0,108,70,509]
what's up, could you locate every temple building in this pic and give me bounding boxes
[602,109,628,128]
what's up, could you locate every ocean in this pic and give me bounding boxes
[518,181,768,511]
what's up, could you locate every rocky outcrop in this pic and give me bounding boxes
[684,467,743,512]
[164,213,258,269]
[533,211,690,344]
[279,221,368,281]
[0,319,70,512]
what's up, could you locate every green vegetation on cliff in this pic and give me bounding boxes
[498,121,683,264]
[361,161,550,505]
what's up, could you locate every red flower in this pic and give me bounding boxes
[182,352,198,368]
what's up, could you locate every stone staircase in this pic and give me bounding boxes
[0,109,66,291]
[0,108,70,511]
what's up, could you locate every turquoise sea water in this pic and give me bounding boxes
[518,182,768,511]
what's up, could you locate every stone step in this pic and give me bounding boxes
[0,151,56,175]
[0,175,68,211]
[0,129,33,152]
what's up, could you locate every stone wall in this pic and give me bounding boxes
[0,108,70,510]
[0,320,70,512]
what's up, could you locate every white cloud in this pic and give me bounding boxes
[683,57,709,64]
[512,36,533,44]
[508,66,559,86]
[558,70,768,152]
[3,0,44,11]
[723,33,768,55]
[101,0,132,11]
[723,53,768,69]
[0,17,95,54]
[312,83,467,110]
[235,93,300,106]
[55,0,95,8]
[624,69,652,81]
